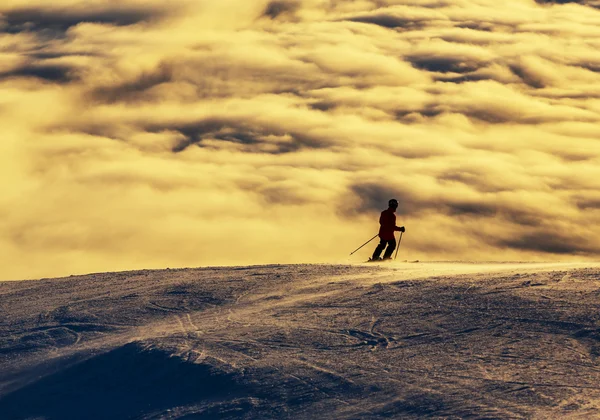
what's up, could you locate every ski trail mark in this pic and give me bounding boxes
[148,301,181,313]
[185,313,202,335]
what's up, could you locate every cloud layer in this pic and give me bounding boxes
[2,0,600,279]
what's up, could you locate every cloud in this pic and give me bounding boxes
[263,0,302,20]
[497,231,596,255]
[347,181,543,223]
[0,62,75,82]
[90,63,174,103]
[3,0,600,279]
[343,5,450,30]
[0,5,169,35]
[147,117,331,154]
[300,44,430,85]
[535,0,600,7]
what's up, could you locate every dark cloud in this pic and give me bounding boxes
[454,22,496,32]
[497,231,595,255]
[398,102,537,125]
[509,64,547,89]
[259,185,314,206]
[433,73,493,83]
[348,181,548,227]
[445,201,498,217]
[309,101,337,112]
[91,64,173,103]
[573,62,600,73]
[575,198,600,210]
[439,170,484,187]
[534,0,598,5]
[145,119,331,154]
[263,1,301,20]
[439,170,514,194]
[1,6,168,35]
[497,208,545,227]
[395,109,444,121]
[68,124,125,140]
[146,119,225,152]
[558,152,595,162]
[25,51,99,60]
[347,183,497,218]
[463,108,513,124]
[345,14,431,30]
[348,183,410,215]
[408,56,486,74]
[0,63,76,83]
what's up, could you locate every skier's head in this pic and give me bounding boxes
[388,199,398,210]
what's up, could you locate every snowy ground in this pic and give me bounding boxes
[1,262,600,419]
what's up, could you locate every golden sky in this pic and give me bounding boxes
[2,0,600,279]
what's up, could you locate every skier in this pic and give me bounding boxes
[370,199,405,261]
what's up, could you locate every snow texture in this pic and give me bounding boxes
[1,262,600,419]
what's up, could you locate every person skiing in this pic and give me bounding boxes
[370,199,405,261]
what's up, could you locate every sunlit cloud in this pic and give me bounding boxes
[2,0,600,279]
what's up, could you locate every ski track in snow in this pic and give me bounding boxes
[0,262,600,419]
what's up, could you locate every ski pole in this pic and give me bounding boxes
[349,234,378,256]
[394,231,404,260]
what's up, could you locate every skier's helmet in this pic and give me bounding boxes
[389,199,398,208]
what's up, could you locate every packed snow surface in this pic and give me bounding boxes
[1,261,600,419]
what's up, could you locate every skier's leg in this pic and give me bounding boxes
[382,239,396,259]
[371,239,386,260]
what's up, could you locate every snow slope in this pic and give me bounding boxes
[1,262,600,419]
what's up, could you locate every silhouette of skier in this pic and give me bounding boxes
[370,199,405,261]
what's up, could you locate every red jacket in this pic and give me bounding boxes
[379,208,401,240]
